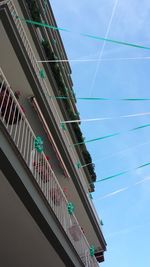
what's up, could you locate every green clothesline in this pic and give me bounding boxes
[16,16,150,51]
[72,123,150,146]
[49,96,150,101]
[73,133,119,146]
[94,162,150,184]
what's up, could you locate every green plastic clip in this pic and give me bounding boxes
[89,193,93,200]
[39,69,46,79]
[76,161,82,169]
[100,220,104,226]
[60,122,67,131]
[52,38,56,44]
[67,202,74,215]
[90,245,95,257]
[34,136,43,153]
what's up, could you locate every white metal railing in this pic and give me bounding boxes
[3,0,102,229]
[0,67,99,266]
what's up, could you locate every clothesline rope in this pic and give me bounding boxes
[16,16,150,51]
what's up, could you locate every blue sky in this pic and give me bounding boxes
[50,0,150,266]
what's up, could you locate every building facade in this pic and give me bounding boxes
[0,1,106,266]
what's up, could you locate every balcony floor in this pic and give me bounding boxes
[0,170,66,267]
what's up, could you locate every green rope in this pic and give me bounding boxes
[16,16,150,51]
[95,161,150,184]
[48,95,150,101]
[131,123,150,131]
[123,98,150,101]
[72,123,150,146]
[49,96,110,101]
[16,16,70,32]
[72,133,119,146]
[96,171,128,183]
[81,33,150,51]
[137,162,150,169]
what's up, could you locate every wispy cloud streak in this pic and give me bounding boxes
[98,187,128,200]
[97,176,150,200]
[89,0,119,96]
[135,176,150,185]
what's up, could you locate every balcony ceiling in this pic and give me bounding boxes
[0,170,66,267]
[0,20,33,97]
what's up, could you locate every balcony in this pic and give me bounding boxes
[1,0,96,193]
[0,0,106,258]
[0,67,99,266]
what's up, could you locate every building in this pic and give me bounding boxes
[0,1,107,266]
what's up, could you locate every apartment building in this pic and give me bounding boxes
[0,1,107,266]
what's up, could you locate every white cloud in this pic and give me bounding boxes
[135,176,150,185]
[98,187,128,200]
[107,220,150,238]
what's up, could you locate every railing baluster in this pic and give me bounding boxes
[26,129,31,165]
[23,125,28,160]
[1,90,11,126]
[13,111,22,142]
[20,119,25,154]
[16,114,23,148]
